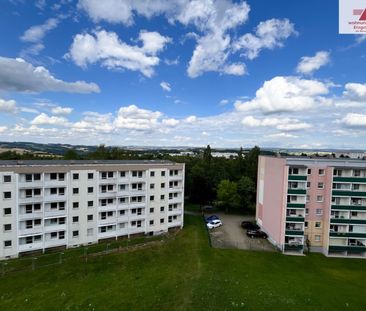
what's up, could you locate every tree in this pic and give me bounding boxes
[245,146,260,183]
[63,149,79,160]
[237,176,255,210]
[217,179,240,211]
[203,144,212,166]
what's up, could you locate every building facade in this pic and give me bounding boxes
[0,160,184,260]
[256,156,366,258]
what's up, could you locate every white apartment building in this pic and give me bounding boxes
[0,160,185,260]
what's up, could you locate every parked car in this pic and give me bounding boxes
[205,215,219,223]
[246,230,268,239]
[207,219,222,229]
[202,205,214,212]
[241,221,260,230]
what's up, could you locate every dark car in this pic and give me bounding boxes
[246,230,268,239]
[241,221,260,230]
[205,215,219,223]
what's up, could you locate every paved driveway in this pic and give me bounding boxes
[206,212,276,252]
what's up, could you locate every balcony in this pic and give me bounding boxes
[284,244,303,251]
[98,230,117,239]
[18,196,43,203]
[286,203,306,209]
[330,218,366,225]
[288,175,307,181]
[18,181,43,188]
[333,176,366,183]
[287,189,306,195]
[168,209,183,216]
[329,232,366,238]
[168,220,181,228]
[98,191,117,198]
[332,190,366,197]
[286,216,305,222]
[18,242,43,252]
[44,210,66,218]
[331,205,366,211]
[285,230,304,236]
[44,194,66,202]
[329,245,366,253]
[18,227,43,236]
[44,239,67,249]
[129,213,145,221]
[44,180,66,187]
[98,218,117,225]
[44,224,67,233]
[99,178,117,184]
[19,211,43,220]
[129,226,146,235]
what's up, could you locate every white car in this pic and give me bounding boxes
[207,219,222,229]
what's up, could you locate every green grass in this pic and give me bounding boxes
[1,215,366,310]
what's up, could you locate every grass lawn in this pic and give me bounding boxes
[1,215,366,310]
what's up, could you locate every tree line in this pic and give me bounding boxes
[0,145,266,213]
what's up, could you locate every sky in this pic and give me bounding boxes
[0,0,366,149]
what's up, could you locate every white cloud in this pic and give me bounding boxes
[219,99,229,106]
[20,18,59,43]
[340,113,366,127]
[114,105,162,130]
[79,0,251,78]
[51,106,74,115]
[160,81,171,92]
[0,126,7,133]
[235,76,329,113]
[184,115,197,123]
[31,113,69,126]
[162,118,179,126]
[296,51,330,75]
[355,35,366,44]
[242,116,311,131]
[0,57,100,93]
[0,98,17,113]
[267,132,298,139]
[233,18,297,60]
[67,30,170,77]
[343,83,366,101]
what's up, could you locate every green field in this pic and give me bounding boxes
[1,215,366,310]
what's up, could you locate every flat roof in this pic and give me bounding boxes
[261,155,366,168]
[0,159,177,167]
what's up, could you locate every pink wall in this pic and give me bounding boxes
[257,156,287,246]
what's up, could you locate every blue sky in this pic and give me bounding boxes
[0,0,365,148]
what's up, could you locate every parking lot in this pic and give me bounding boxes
[205,212,276,252]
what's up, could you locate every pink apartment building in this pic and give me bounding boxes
[256,156,366,258]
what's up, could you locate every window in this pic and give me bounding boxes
[3,175,11,183]
[289,167,299,175]
[88,187,93,193]
[34,219,41,226]
[160,206,164,212]
[120,171,126,177]
[4,240,12,247]
[88,173,94,179]
[314,235,321,242]
[307,182,311,188]
[87,214,93,221]
[73,173,79,180]
[4,224,11,231]
[150,171,155,177]
[88,201,93,207]
[72,230,79,238]
[149,220,154,225]
[317,182,324,189]
[304,221,308,228]
[25,174,32,182]
[150,207,154,213]
[316,195,323,202]
[160,218,164,224]
[307,169,311,175]
[351,211,358,217]
[150,184,155,189]
[73,188,79,194]
[318,169,325,176]
[305,208,309,215]
[161,183,165,189]
[354,169,361,177]
[50,173,57,180]
[353,184,360,191]
[3,192,11,199]
[51,232,57,239]
[34,173,41,180]
[4,208,11,215]
[150,195,154,201]
[334,169,342,177]
[108,172,114,178]
[160,195,165,200]
[306,195,310,203]
[315,222,321,228]
[59,231,65,239]
[161,171,165,177]
[119,210,125,216]
[73,216,79,223]
[316,209,323,216]
[73,202,79,209]
[50,188,57,195]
